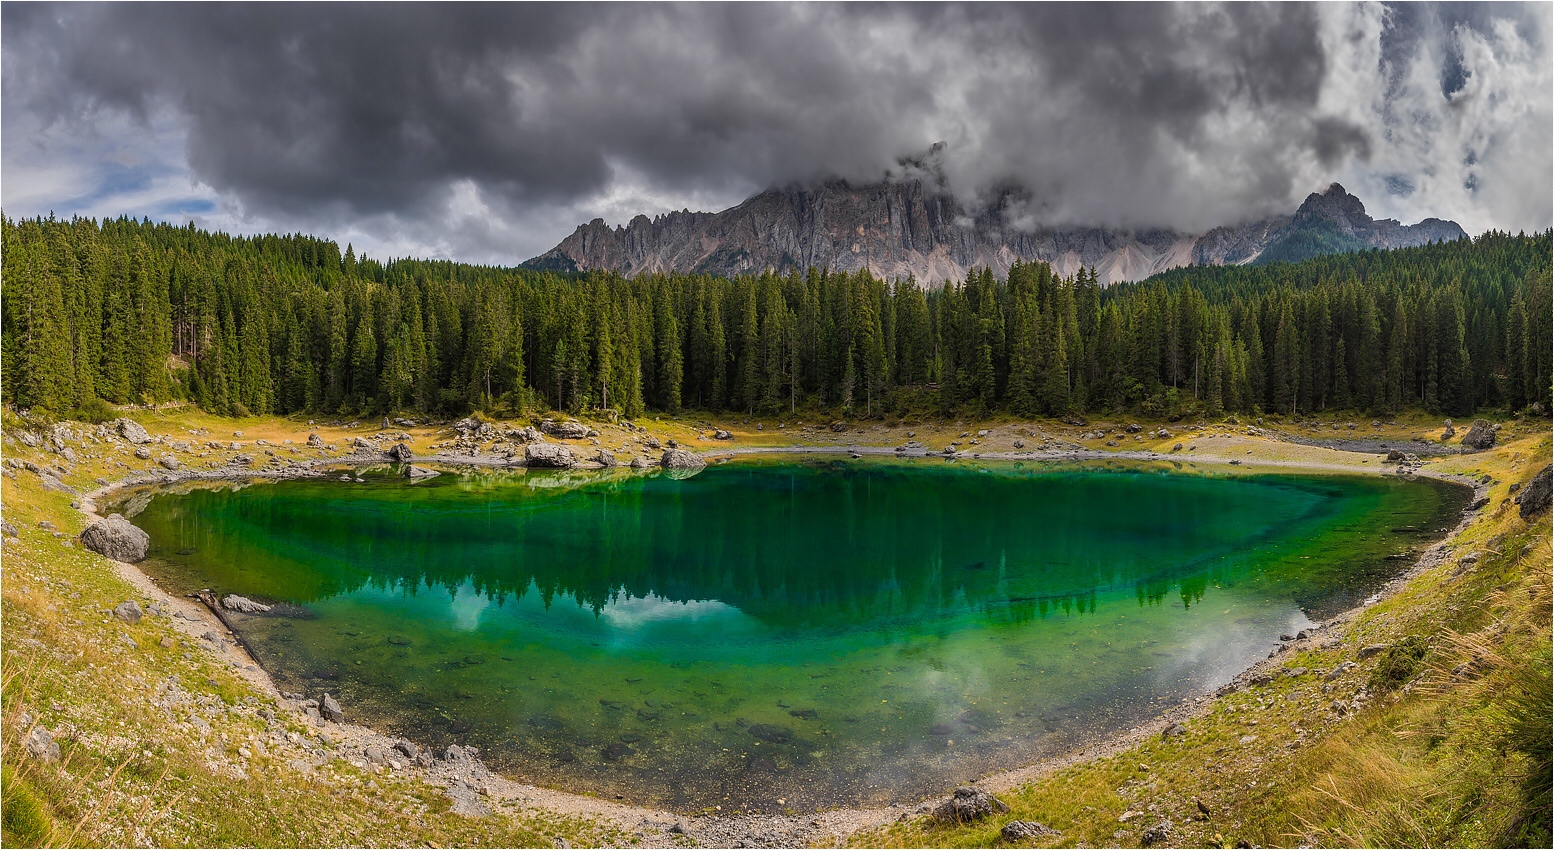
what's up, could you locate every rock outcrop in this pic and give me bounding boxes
[80,514,150,562]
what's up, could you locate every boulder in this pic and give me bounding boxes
[1001,821,1059,842]
[711,429,734,441]
[405,465,441,479]
[134,447,153,460]
[385,442,414,462]
[660,448,706,470]
[116,418,153,445]
[525,442,576,469]
[1459,419,1496,451]
[1,521,16,538]
[222,594,272,614]
[594,448,617,467]
[1516,465,1551,520]
[113,601,143,624]
[1124,423,1143,434]
[80,514,150,562]
[320,692,344,723]
[629,456,652,470]
[351,436,376,450]
[158,455,181,471]
[539,419,591,440]
[306,433,325,448]
[452,417,481,434]
[931,786,1009,824]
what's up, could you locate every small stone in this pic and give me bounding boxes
[1001,820,1059,842]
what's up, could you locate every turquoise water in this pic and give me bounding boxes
[118,457,1465,811]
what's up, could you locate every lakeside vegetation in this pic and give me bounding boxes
[3,216,1549,424]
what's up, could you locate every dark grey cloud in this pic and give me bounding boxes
[3,2,1549,263]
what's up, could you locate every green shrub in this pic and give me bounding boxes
[73,397,117,424]
[1370,635,1430,691]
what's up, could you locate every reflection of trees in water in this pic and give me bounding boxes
[133,464,1455,628]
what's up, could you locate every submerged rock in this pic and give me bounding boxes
[80,514,150,562]
[222,594,272,614]
[405,464,441,479]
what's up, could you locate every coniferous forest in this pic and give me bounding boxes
[2,215,1549,422]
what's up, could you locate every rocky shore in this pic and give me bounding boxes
[9,408,1515,847]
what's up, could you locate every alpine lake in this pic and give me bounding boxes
[111,455,1468,812]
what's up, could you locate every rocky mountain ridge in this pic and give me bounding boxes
[525,177,1466,286]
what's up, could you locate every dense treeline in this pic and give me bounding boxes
[3,215,1549,421]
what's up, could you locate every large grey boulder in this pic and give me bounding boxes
[539,419,591,440]
[116,418,153,445]
[306,432,325,448]
[1517,465,1551,520]
[660,448,706,470]
[594,448,617,467]
[1459,419,1496,451]
[405,464,441,479]
[525,442,576,469]
[80,514,150,562]
[385,442,414,462]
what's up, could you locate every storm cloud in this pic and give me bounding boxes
[3,2,1549,264]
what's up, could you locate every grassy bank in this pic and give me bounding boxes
[2,405,1548,848]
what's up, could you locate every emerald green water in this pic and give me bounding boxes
[118,458,1465,811]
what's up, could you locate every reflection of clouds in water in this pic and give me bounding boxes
[448,583,490,632]
[1148,597,1314,692]
[599,592,745,629]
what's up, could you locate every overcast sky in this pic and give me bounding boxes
[3,2,1549,265]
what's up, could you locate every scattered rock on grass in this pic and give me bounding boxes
[1001,820,1060,842]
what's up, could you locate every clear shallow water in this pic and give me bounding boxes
[118,457,1465,811]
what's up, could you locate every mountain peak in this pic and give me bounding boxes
[524,179,1466,285]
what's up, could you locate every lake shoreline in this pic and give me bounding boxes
[65,423,1485,846]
